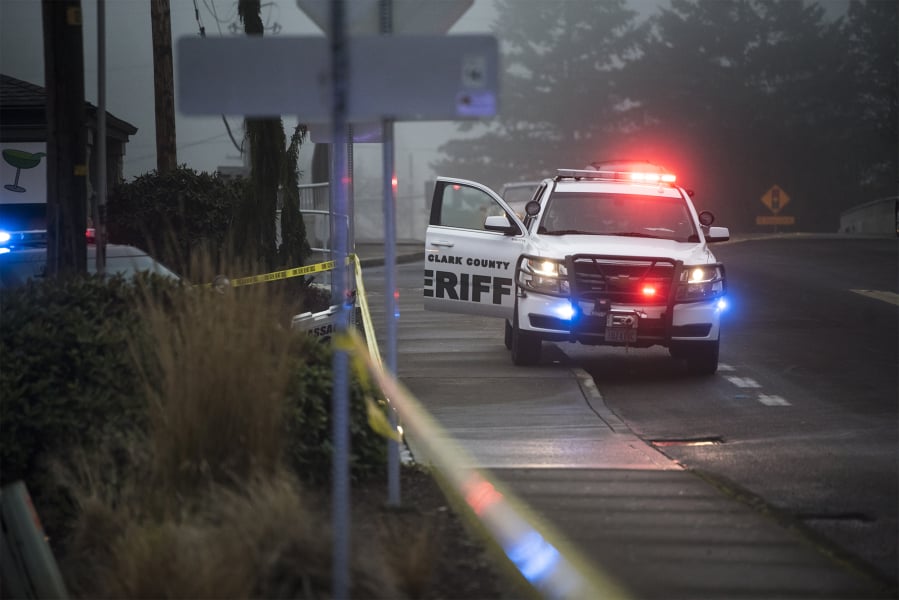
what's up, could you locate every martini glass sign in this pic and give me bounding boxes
[3,149,46,193]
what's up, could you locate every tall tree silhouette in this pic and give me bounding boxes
[838,0,898,200]
[432,0,642,190]
[237,0,310,270]
[617,0,854,230]
[433,0,895,232]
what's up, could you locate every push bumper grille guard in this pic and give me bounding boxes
[565,254,683,343]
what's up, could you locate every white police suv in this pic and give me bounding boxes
[423,162,730,374]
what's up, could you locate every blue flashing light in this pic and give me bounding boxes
[0,231,10,244]
[504,531,562,584]
[553,303,577,321]
[716,297,728,312]
[0,247,9,255]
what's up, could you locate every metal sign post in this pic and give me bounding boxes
[328,2,352,598]
[175,16,497,596]
[378,0,401,508]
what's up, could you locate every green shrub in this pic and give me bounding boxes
[1,268,386,550]
[284,335,388,485]
[0,275,153,486]
[106,166,245,271]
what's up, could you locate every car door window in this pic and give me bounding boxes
[433,182,506,231]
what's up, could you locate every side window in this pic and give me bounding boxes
[432,182,505,231]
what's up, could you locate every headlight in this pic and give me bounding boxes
[676,265,725,301]
[519,257,570,296]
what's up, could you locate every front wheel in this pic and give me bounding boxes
[671,339,719,376]
[510,306,541,366]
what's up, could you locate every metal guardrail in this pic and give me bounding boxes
[276,182,333,254]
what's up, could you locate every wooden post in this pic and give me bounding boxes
[150,0,177,173]
[41,0,87,276]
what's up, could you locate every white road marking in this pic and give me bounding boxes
[758,394,791,406]
[718,363,736,372]
[851,289,899,306]
[726,376,762,388]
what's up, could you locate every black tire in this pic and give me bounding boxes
[671,339,719,375]
[510,305,541,366]
[504,319,513,350]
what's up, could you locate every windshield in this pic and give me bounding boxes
[538,192,698,242]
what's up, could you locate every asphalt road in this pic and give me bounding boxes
[561,236,898,583]
[361,235,898,595]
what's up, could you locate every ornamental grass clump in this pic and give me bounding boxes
[133,265,294,496]
[57,265,400,598]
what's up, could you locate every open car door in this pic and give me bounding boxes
[424,177,526,320]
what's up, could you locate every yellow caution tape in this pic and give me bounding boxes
[206,255,356,289]
[352,255,384,372]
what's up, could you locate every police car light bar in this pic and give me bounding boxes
[0,229,48,250]
[556,168,676,184]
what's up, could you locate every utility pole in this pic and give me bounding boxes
[41,0,87,277]
[150,0,177,173]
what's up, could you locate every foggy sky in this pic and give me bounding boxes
[0,0,498,199]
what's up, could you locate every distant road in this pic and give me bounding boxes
[362,235,897,593]
[563,236,898,584]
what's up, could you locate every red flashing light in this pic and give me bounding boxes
[642,285,657,297]
[452,184,461,191]
[629,172,676,184]
[391,174,398,189]
[463,476,503,516]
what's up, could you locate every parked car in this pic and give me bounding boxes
[499,180,541,219]
[0,229,179,289]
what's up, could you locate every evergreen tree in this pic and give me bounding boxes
[434,0,895,232]
[618,0,851,230]
[839,0,898,201]
[432,0,642,190]
[237,0,311,271]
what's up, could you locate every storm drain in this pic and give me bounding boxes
[796,512,875,523]
[650,436,725,447]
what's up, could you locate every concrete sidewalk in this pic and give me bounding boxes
[356,245,895,600]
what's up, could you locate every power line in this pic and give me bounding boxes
[128,132,231,162]
[191,0,243,155]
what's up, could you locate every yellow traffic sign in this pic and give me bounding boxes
[761,185,790,214]
[756,215,796,226]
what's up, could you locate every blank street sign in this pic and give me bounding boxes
[295,0,473,35]
[177,35,499,122]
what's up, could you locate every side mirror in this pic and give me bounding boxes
[484,215,519,236]
[705,226,730,243]
[698,210,715,227]
[525,200,540,217]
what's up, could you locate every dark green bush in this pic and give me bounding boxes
[1,271,385,541]
[284,335,388,485]
[0,275,154,486]
[106,166,245,271]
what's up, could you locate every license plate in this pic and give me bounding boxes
[605,327,637,343]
